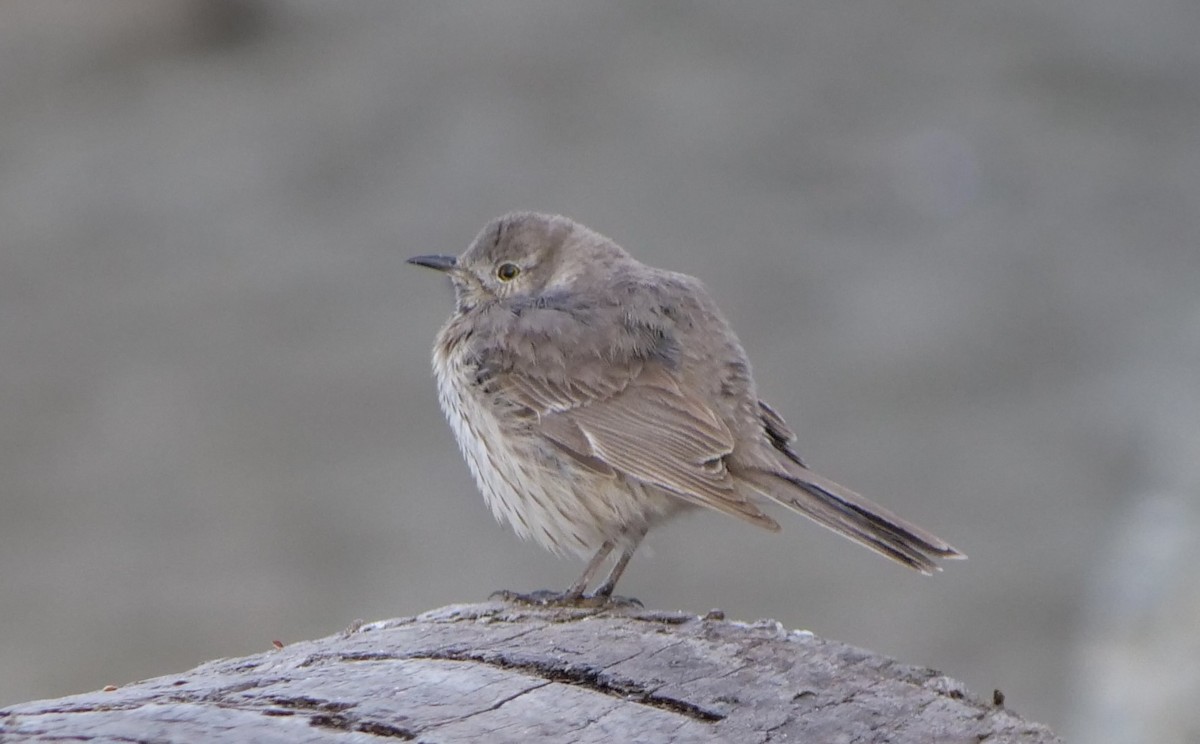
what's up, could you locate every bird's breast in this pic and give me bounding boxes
[429,322,683,556]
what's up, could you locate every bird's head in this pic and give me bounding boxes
[408,212,629,313]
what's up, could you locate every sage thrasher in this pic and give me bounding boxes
[409,212,963,604]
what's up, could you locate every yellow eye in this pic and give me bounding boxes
[496,262,520,281]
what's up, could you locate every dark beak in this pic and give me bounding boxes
[406,254,457,272]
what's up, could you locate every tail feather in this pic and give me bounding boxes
[737,464,965,575]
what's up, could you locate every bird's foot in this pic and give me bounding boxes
[489,588,643,608]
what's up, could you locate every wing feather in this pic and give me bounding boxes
[497,356,779,531]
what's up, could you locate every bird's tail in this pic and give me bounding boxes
[737,463,965,574]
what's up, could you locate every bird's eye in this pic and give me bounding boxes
[496,262,520,281]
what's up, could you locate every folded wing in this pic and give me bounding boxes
[499,359,781,531]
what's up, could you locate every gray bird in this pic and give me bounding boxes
[409,212,964,604]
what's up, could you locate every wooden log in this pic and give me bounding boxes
[0,601,1060,743]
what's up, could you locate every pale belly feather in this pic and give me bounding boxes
[433,349,682,557]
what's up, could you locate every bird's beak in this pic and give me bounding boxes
[406,254,458,272]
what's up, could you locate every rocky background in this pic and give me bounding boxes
[3,2,1198,740]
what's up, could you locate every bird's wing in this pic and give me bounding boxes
[499,358,780,531]
[757,399,806,467]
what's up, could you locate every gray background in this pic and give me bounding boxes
[3,2,1199,739]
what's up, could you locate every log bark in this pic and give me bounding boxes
[0,601,1060,743]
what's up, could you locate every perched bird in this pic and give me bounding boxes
[409,213,963,604]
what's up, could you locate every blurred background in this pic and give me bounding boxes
[3,2,1198,739]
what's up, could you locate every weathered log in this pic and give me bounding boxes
[0,601,1060,743]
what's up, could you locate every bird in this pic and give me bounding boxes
[408,212,964,605]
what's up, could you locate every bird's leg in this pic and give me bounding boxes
[490,540,615,606]
[564,539,617,599]
[588,526,647,605]
[491,530,646,607]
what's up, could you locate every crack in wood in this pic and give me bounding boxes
[266,695,416,739]
[412,651,726,723]
[430,680,553,730]
[308,711,417,740]
[265,696,355,713]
